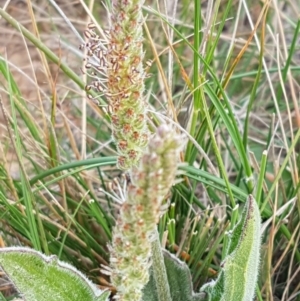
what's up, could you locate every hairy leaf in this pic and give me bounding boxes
[143,250,206,301]
[200,195,261,301]
[0,247,110,301]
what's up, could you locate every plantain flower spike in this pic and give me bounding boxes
[109,124,183,301]
[106,0,149,169]
[81,0,149,170]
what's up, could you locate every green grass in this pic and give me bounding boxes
[0,0,299,300]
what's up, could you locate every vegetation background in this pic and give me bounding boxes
[0,0,299,300]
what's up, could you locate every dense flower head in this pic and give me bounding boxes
[80,0,149,170]
[109,124,183,301]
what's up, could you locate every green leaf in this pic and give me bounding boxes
[200,195,261,301]
[142,250,206,301]
[0,247,110,301]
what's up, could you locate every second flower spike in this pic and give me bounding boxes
[109,124,183,301]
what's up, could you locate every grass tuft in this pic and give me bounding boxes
[0,0,299,300]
